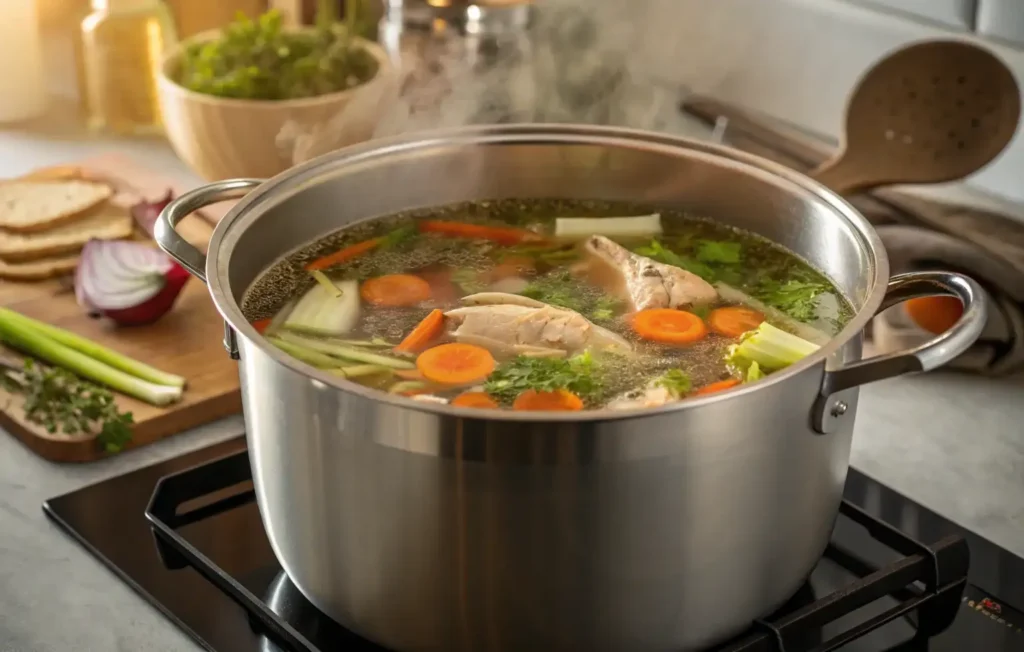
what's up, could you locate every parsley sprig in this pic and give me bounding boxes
[1,359,134,453]
[484,353,601,405]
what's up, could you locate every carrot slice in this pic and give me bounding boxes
[305,238,381,271]
[416,343,496,385]
[396,309,445,353]
[251,318,273,334]
[707,306,765,338]
[694,378,741,396]
[452,391,499,409]
[904,296,963,335]
[512,389,584,412]
[632,309,708,345]
[418,220,544,246]
[360,274,433,307]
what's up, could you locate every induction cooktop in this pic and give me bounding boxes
[43,435,1024,651]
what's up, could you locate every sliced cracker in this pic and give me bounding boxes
[0,180,114,232]
[0,253,79,281]
[0,203,134,262]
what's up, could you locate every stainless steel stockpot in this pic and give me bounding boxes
[156,125,986,652]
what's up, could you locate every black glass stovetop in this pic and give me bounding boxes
[43,434,1024,651]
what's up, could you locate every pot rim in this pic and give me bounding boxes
[207,123,889,423]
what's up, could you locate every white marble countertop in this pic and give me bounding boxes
[1,100,1023,652]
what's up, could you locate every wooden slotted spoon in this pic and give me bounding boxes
[812,40,1021,195]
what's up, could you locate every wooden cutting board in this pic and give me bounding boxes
[0,154,242,463]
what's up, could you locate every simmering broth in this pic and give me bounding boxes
[242,200,851,411]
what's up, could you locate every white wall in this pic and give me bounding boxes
[638,0,1024,204]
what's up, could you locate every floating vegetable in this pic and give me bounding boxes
[395,309,445,353]
[306,238,381,271]
[513,388,584,411]
[284,279,360,336]
[707,306,765,339]
[654,368,691,398]
[416,343,495,385]
[632,309,708,345]
[360,274,432,307]
[75,239,191,327]
[726,322,821,372]
[484,352,599,405]
[554,213,662,240]
[418,220,544,245]
[694,378,741,396]
[275,332,415,369]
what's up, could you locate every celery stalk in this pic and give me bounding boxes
[727,322,820,371]
[268,336,344,368]
[0,315,182,406]
[277,332,415,369]
[0,308,186,388]
[330,364,394,379]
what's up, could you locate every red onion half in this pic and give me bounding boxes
[75,239,190,326]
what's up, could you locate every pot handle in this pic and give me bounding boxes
[154,179,264,283]
[813,270,987,433]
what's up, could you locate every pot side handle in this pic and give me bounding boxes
[154,179,264,283]
[813,270,987,434]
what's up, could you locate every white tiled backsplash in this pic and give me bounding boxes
[644,0,1024,205]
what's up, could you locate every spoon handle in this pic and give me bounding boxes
[810,157,882,196]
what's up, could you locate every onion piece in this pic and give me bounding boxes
[283,279,359,336]
[75,239,191,326]
[130,190,174,238]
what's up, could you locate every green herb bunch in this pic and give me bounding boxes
[485,352,601,405]
[177,5,378,101]
[1,360,134,453]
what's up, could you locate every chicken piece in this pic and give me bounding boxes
[606,384,676,411]
[445,293,631,357]
[582,235,718,311]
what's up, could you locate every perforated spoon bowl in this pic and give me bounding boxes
[812,40,1021,195]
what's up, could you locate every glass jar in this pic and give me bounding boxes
[80,0,177,135]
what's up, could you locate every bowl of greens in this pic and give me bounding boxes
[158,9,393,180]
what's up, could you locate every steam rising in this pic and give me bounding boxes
[372,0,689,138]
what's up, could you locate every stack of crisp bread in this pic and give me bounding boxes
[0,167,135,281]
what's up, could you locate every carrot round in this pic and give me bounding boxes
[632,309,708,345]
[904,296,963,335]
[694,378,741,396]
[396,309,445,353]
[708,306,765,338]
[452,391,499,409]
[305,238,380,271]
[512,389,584,411]
[251,318,273,334]
[416,343,496,385]
[361,274,432,307]
[418,220,544,245]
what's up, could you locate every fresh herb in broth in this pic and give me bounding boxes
[241,199,851,411]
[521,270,621,321]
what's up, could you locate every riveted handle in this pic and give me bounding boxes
[814,270,987,433]
[154,179,264,283]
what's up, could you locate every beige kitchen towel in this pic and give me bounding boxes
[872,225,1024,376]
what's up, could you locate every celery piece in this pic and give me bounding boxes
[331,364,395,379]
[727,322,820,371]
[276,332,415,369]
[268,336,343,368]
[0,308,186,388]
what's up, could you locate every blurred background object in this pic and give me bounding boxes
[1,0,49,123]
[79,0,178,135]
